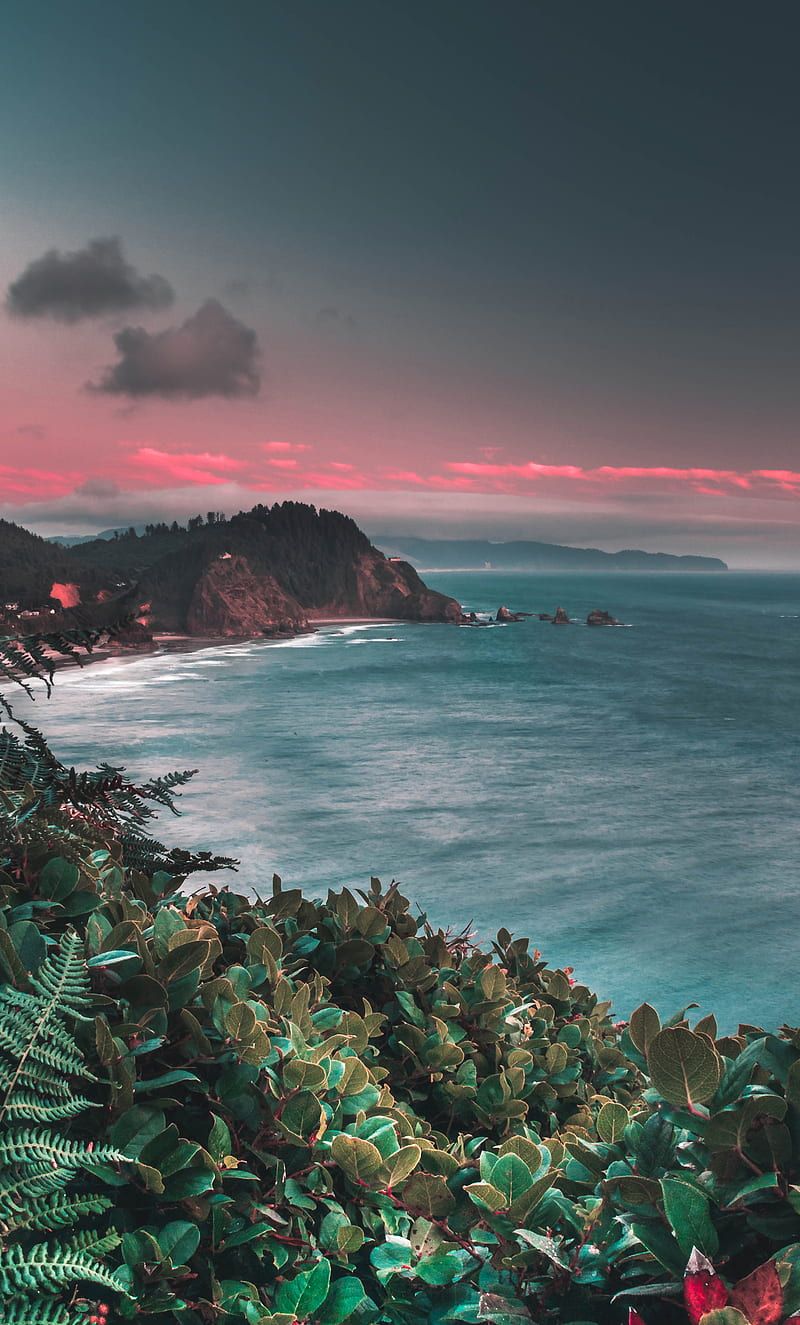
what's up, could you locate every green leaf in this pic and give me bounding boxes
[647,1027,722,1107]
[490,1153,533,1205]
[629,1002,661,1054]
[596,1101,629,1144]
[331,1134,384,1182]
[157,1220,201,1264]
[465,1181,507,1212]
[660,1176,718,1259]
[9,920,46,972]
[279,1089,323,1142]
[370,1237,413,1282]
[317,1276,367,1324]
[275,1257,331,1318]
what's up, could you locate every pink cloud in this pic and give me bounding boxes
[262,441,310,453]
[0,465,78,498]
[438,460,800,499]
[266,458,298,469]
[130,447,244,486]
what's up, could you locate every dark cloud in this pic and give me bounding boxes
[6,237,174,323]
[90,300,261,399]
[15,423,46,439]
[74,478,121,498]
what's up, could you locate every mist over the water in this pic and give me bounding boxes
[22,571,800,1031]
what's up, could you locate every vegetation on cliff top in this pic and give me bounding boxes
[0,629,798,1325]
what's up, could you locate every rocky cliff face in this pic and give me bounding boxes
[310,552,461,622]
[185,555,309,637]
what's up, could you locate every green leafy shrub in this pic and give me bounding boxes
[2,631,800,1325]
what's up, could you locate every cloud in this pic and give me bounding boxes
[129,447,245,485]
[442,461,800,498]
[15,423,46,439]
[6,237,174,323]
[262,441,310,453]
[90,300,261,399]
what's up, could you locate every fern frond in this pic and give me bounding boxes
[1,1091,95,1122]
[0,930,96,1124]
[0,1239,124,1296]
[0,1130,125,1169]
[29,930,94,1016]
[1,1190,114,1233]
[63,1228,121,1258]
[0,1164,79,1215]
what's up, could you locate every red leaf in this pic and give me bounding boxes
[628,1311,647,1325]
[684,1249,729,1325]
[729,1260,783,1325]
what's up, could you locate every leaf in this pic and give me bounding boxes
[331,1134,384,1182]
[597,1101,629,1144]
[661,1177,718,1259]
[729,1260,783,1325]
[402,1171,456,1216]
[279,1090,323,1142]
[491,1153,533,1205]
[629,1002,661,1054]
[465,1181,507,1212]
[158,939,212,984]
[685,1250,730,1325]
[647,1027,722,1107]
[9,920,46,972]
[317,1276,367,1324]
[275,1257,331,1318]
[157,1220,201,1265]
[380,1143,422,1187]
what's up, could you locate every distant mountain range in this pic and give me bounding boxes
[1,504,460,636]
[371,535,728,572]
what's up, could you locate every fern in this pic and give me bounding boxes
[0,1238,124,1296]
[1,1190,114,1233]
[0,931,96,1125]
[0,1130,125,1169]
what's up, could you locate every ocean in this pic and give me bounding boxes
[20,571,800,1030]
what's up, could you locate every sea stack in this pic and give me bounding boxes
[553,607,570,625]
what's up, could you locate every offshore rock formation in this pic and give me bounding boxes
[586,608,620,627]
[185,555,309,637]
[495,605,531,622]
[553,606,571,625]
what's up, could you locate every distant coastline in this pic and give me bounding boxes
[373,534,728,573]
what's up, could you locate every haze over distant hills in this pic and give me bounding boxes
[372,535,728,572]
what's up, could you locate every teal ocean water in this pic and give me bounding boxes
[23,571,800,1030]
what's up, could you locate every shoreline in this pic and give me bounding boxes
[47,617,406,679]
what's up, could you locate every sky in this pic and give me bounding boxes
[1,1,800,566]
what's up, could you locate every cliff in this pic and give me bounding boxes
[53,502,462,636]
[183,555,309,637]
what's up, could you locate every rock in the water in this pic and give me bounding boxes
[538,612,553,621]
[553,606,570,625]
[586,608,619,626]
[495,605,530,622]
